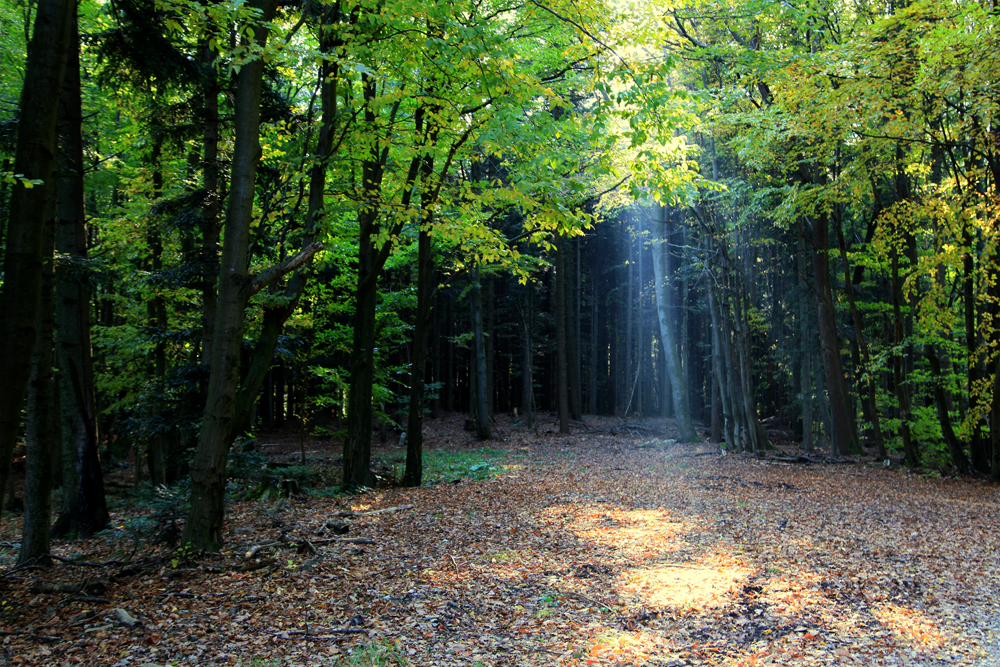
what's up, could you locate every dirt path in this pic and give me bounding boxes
[1,422,998,666]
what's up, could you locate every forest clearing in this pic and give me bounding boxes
[1,414,997,667]
[5,1,1000,664]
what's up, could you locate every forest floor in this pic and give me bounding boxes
[0,413,998,667]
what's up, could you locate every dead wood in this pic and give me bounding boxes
[237,557,279,572]
[330,504,414,518]
[311,537,375,546]
[30,577,109,595]
[113,608,143,629]
[269,627,367,639]
[45,553,129,568]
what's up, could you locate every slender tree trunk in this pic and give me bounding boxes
[343,82,423,486]
[832,211,886,458]
[797,232,814,451]
[403,125,437,485]
[555,238,570,433]
[444,293,454,412]
[403,225,433,486]
[809,212,860,455]
[470,269,491,439]
[522,281,534,427]
[200,40,221,366]
[50,19,107,539]
[624,219,634,415]
[183,0,279,551]
[0,0,74,527]
[567,238,582,420]
[651,206,696,441]
[707,261,735,448]
[963,214,987,471]
[927,343,967,472]
[891,250,919,468]
[587,271,600,415]
[228,23,338,440]
[485,277,495,418]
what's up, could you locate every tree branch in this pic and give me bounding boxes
[248,241,323,297]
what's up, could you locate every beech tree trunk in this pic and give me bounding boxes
[200,38,221,367]
[809,212,860,455]
[0,0,74,527]
[19,207,56,566]
[470,269,492,440]
[403,224,433,486]
[833,209,886,459]
[891,250,919,468]
[403,124,438,485]
[183,0,279,551]
[50,19,107,540]
[522,280,534,427]
[555,237,571,433]
[567,238,582,421]
[796,232,814,451]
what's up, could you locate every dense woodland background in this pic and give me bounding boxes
[1,0,999,565]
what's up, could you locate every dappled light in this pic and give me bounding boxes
[1,415,997,665]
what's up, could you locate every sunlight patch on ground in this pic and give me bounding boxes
[557,505,690,557]
[871,602,946,650]
[617,559,751,609]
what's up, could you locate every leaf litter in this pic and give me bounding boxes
[0,413,998,667]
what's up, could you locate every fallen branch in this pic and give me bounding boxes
[331,504,414,518]
[269,627,367,639]
[45,554,129,568]
[566,591,614,609]
[311,537,375,546]
[113,608,143,630]
[30,577,109,595]
[237,557,278,572]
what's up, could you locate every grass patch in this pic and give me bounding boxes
[338,639,407,666]
[412,447,507,484]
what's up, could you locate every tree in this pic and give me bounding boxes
[183,0,284,551]
[650,205,696,442]
[0,0,75,526]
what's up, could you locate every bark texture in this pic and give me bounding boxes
[183,0,279,551]
[0,0,75,527]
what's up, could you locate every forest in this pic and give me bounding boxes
[1,0,1000,664]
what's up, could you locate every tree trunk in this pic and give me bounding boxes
[470,269,492,440]
[343,80,422,486]
[706,258,736,448]
[0,0,74,528]
[963,214,988,471]
[891,250,919,468]
[19,207,56,566]
[651,206,696,441]
[832,210,886,458]
[485,277,495,418]
[809,212,860,455]
[589,258,598,415]
[567,237,582,420]
[624,218,634,414]
[926,343,967,472]
[403,127,437,485]
[183,0,279,552]
[555,238,571,433]
[522,280,534,427]
[50,19,107,539]
[797,232,814,451]
[403,223,433,486]
[200,38,221,367]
